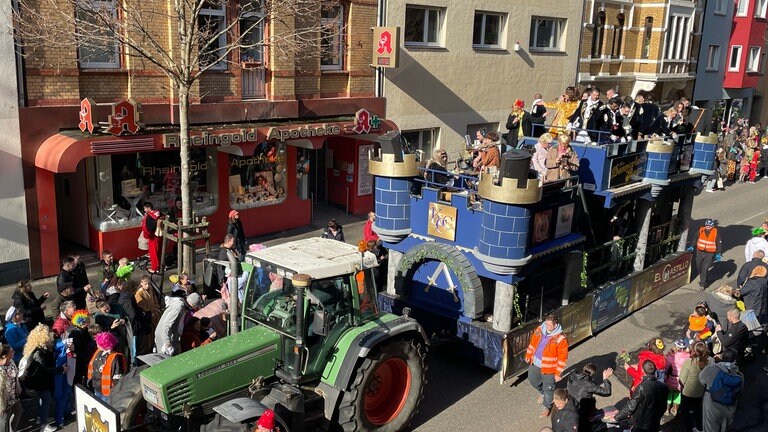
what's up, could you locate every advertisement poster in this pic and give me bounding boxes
[76,384,121,432]
[591,279,632,333]
[554,203,575,239]
[533,209,552,244]
[358,145,374,195]
[628,253,691,312]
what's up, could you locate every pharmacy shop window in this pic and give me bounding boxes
[229,141,288,209]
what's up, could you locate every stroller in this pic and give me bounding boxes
[740,309,764,362]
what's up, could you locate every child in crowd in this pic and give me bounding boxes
[624,338,667,395]
[686,303,716,348]
[116,257,135,280]
[87,332,127,402]
[664,339,691,416]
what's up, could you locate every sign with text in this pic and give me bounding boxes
[427,202,457,241]
[372,27,399,68]
[608,152,646,188]
[591,279,631,333]
[105,98,142,136]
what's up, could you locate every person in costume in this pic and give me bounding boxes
[87,332,127,402]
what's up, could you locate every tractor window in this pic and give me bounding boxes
[246,271,298,336]
[355,269,378,321]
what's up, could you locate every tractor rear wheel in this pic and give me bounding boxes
[108,365,148,429]
[337,338,426,432]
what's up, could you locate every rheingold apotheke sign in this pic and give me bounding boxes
[162,124,343,148]
[163,130,258,148]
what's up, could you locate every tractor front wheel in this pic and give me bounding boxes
[337,338,427,432]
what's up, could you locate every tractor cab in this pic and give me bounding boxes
[241,238,380,383]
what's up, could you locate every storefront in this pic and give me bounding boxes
[29,99,395,276]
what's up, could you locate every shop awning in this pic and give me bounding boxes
[35,132,89,173]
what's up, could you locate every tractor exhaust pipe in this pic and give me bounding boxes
[291,273,311,380]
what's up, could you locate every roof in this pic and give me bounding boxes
[245,237,377,280]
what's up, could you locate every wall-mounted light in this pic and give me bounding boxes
[514,41,521,52]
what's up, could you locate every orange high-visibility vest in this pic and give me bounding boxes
[87,350,127,396]
[525,327,569,376]
[696,227,718,252]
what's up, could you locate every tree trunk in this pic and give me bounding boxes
[178,86,194,274]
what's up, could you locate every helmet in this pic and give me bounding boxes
[704,219,715,227]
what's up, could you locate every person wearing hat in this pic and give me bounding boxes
[744,226,768,264]
[691,219,722,290]
[698,349,743,432]
[505,99,528,148]
[141,202,164,273]
[227,210,246,258]
[3,307,28,363]
[664,339,691,417]
[254,409,276,432]
[154,292,202,356]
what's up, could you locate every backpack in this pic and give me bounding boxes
[708,369,742,406]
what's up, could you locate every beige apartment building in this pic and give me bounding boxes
[381,0,583,158]
[578,0,702,103]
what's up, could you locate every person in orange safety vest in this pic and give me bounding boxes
[525,314,569,419]
[87,332,127,402]
[690,218,722,290]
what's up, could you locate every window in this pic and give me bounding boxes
[591,11,605,57]
[199,1,227,70]
[611,13,625,58]
[405,6,443,46]
[664,15,691,60]
[87,148,218,231]
[473,12,505,49]
[706,45,721,70]
[712,0,727,14]
[729,45,743,71]
[229,142,288,210]
[747,46,761,71]
[321,3,344,70]
[76,0,120,68]
[530,17,565,51]
[641,17,653,59]
[401,128,438,160]
[240,0,265,65]
[737,0,749,16]
[756,0,768,18]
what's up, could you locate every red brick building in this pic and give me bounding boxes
[20,0,392,277]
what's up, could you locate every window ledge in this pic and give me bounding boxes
[203,68,232,75]
[705,68,719,72]
[529,48,567,55]
[472,46,508,53]
[321,70,349,75]
[79,68,125,74]
[405,44,447,51]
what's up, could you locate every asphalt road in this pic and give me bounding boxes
[9,177,768,432]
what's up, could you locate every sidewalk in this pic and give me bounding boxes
[0,213,369,317]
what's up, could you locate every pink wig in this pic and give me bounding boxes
[94,332,119,351]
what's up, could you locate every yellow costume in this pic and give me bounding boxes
[545,99,580,135]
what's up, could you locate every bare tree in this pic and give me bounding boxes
[13,0,341,271]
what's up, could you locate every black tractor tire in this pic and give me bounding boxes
[108,365,148,429]
[337,338,427,432]
[200,412,291,432]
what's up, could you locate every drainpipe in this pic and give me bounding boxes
[375,0,386,97]
[11,0,26,107]
[575,0,589,86]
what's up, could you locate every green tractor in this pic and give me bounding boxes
[114,238,428,431]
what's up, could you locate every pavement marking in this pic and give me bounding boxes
[734,210,766,226]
